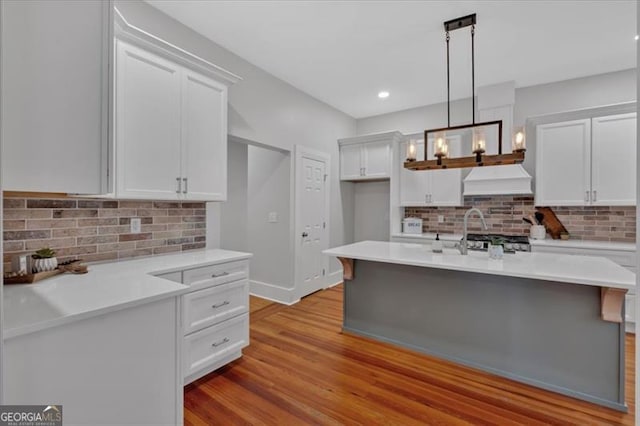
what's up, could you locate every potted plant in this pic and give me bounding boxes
[488,236,505,260]
[32,247,58,273]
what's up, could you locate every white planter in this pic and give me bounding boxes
[488,244,504,260]
[33,257,58,273]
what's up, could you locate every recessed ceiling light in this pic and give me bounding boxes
[378,91,390,99]
[635,35,639,41]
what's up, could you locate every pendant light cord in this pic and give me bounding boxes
[471,24,475,125]
[446,31,450,128]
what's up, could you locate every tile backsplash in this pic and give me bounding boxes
[3,197,206,270]
[404,196,636,243]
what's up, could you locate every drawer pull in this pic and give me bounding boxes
[211,272,230,278]
[211,337,230,347]
[212,301,230,309]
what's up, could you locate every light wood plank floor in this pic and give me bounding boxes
[185,285,635,425]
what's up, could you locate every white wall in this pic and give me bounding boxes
[218,142,248,252]
[115,1,357,283]
[357,69,637,137]
[247,146,292,289]
[353,181,390,242]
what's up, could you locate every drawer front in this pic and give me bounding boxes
[184,313,249,378]
[183,280,249,334]
[155,271,183,283]
[183,260,248,290]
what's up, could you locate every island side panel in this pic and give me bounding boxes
[343,260,625,411]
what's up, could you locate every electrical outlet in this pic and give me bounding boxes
[268,212,278,223]
[438,215,445,223]
[131,217,141,234]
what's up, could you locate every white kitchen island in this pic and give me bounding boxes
[3,249,251,426]
[324,241,636,412]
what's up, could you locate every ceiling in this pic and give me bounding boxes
[145,1,637,119]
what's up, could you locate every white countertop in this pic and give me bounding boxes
[529,238,636,252]
[324,241,635,290]
[393,232,636,253]
[3,249,252,339]
[391,232,462,242]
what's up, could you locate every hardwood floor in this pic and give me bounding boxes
[185,285,636,425]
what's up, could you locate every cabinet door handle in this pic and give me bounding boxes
[212,300,230,309]
[585,190,590,202]
[183,177,188,194]
[362,167,366,176]
[211,272,229,278]
[211,337,230,347]
[176,177,182,194]
[592,190,597,202]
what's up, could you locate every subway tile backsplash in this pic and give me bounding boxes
[3,197,206,270]
[404,196,636,243]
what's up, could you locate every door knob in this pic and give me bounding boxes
[302,232,309,237]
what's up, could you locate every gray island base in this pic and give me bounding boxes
[342,259,626,412]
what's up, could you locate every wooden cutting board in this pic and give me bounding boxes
[536,207,569,240]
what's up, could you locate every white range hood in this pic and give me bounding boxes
[463,82,532,196]
[463,164,532,195]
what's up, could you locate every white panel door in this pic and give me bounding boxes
[116,41,182,199]
[182,70,228,201]
[362,141,390,178]
[1,0,109,193]
[299,156,327,297]
[591,113,637,206]
[430,135,463,206]
[340,144,363,180]
[400,140,429,206]
[535,119,591,206]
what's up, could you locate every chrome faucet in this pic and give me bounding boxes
[458,208,488,255]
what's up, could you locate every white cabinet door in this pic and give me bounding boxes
[2,0,110,193]
[182,70,228,201]
[591,113,636,206]
[429,135,462,206]
[116,41,182,199]
[362,141,390,178]
[400,140,429,206]
[535,119,591,206]
[340,144,363,180]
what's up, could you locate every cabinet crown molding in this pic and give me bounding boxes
[338,131,404,147]
[114,7,242,86]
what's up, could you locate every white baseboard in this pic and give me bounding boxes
[249,280,300,305]
[326,270,343,288]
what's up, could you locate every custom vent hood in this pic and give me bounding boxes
[463,82,532,195]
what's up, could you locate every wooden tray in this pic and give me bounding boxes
[4,260,88,285]
[4,269,63,284]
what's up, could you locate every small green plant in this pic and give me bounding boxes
[489,236,505,247]
[32,247,56,259]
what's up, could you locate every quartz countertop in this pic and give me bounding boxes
[391,232,462,242]
[324,241,635,290]
[529,238,636,252]
[3,249,252,339]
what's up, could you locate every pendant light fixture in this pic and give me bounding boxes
[404,14,525,171]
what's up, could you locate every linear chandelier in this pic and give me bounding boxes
[404,14,526,171]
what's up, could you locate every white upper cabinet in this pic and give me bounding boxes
[591,113,637,206]
[113,10,241,201]
[362,141,391,179]
[536,113,636,207]
[1,0,111,193]
[536,119,591,206]
[339,132,399,181]
[399,137,462,206]
[340,144,365,180]
[116,42,182,199]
